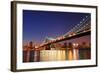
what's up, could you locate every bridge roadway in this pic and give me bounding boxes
[37,30,91,48]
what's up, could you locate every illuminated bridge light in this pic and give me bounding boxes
[68,34,72,37]
[86,16,88,18]
[77,24,80,26]
[83,18,85,21]
[80,21,82,24]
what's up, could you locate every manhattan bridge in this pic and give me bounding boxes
[36,15,91,49]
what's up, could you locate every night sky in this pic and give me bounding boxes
[23,10,90,45]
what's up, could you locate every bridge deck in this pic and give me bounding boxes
[38,30,91,48]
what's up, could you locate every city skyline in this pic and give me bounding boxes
[23,10,90,45]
